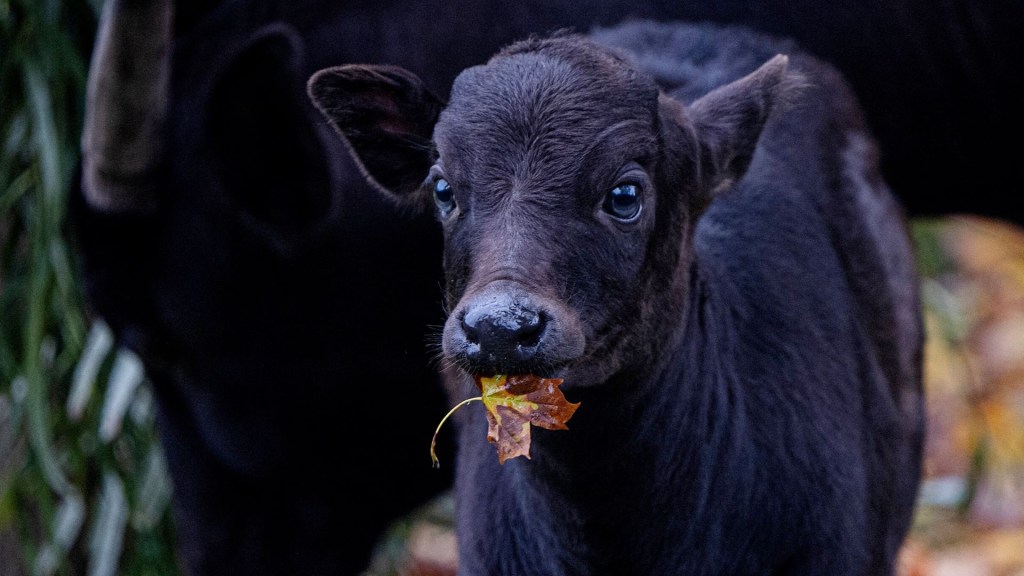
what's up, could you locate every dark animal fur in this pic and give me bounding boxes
[310,21,924,575]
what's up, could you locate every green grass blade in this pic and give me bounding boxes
[22,62,63,217]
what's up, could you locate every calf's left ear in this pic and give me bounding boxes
[307,65,443,203]
[684,54,795,196]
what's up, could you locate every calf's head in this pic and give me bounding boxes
[309,36,790,386]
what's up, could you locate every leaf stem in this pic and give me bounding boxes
[430,396,482,468]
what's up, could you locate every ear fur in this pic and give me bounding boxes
[208,25,334,245]
[307,65,443,201]
[686,54,796,197]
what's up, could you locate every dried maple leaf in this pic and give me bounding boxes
[478,374,580,464]
[430,374,579,467]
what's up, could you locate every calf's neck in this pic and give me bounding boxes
[309,21,924,576]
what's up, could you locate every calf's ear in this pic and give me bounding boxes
[307,65,443,202]
[685,54,795,197]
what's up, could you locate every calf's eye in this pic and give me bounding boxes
[434,178,456,215]
[603,183,642,221]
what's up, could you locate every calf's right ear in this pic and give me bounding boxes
[307,65,443,203]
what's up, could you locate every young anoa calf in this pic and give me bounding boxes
[309,20,924,576]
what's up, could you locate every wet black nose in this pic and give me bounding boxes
[460,295,547,368]
[443,281,586,375]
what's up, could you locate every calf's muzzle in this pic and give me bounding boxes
[444,281,584,376]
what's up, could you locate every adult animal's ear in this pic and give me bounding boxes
[207,25,335,246]
[308,65,444,203]
[685,54,795,198]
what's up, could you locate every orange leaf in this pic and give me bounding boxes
[429,374,580,467]
[477,374,580,464]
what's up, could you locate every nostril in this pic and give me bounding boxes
[461,314,480,344]
[514,312,545,348]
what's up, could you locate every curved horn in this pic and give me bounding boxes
[80,0,173,212]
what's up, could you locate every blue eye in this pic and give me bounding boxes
[603,183,641,221]
[434,178,456,215]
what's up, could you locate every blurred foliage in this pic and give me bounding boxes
[1,1,178,575]
[365,494,457,576]
[901,216,1024,576]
